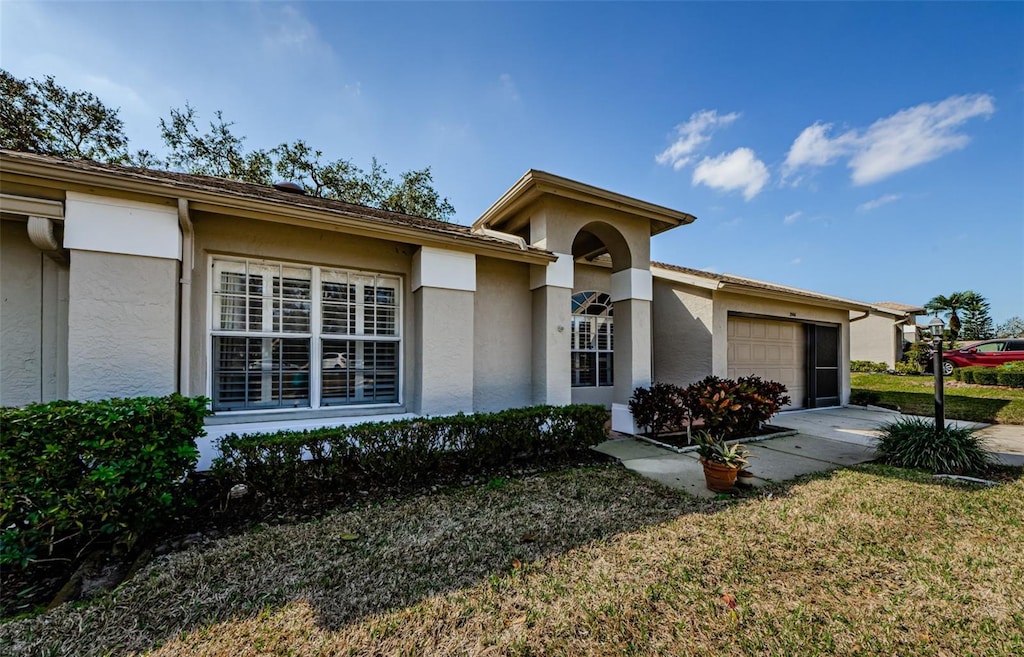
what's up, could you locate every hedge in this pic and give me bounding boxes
[851,360,889,373]
[0,395,210,568]
[213,404,609,504]
[971,368,1000,386]
[997,370,1024,388]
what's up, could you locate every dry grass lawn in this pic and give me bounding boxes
[2,464,1023,656]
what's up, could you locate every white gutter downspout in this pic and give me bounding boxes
[177,199,193,395]
[850,310,871,322]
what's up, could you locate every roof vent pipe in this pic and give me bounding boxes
[273,181,307,195]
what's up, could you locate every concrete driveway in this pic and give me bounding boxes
[594,406,1024,497]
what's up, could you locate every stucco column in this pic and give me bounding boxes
[611,268,653,433]
[412,247,475,415]
[530,253,573,405]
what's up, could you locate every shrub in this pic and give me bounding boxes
[1002,361,1024,373]
[960,367,977,384]
[997,370,1024,388]
[875,417,992,474]
[628,382,688,438]
[0,395,210,569]
[971,368,999,386]
[849,390,881,406]
[904,341,934,370]
[679,375,790,440]
[213,404,609,505]
[894,361,923,375]
[851,360,889,373]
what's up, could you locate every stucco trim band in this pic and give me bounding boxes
[530,252,574,290]
[65,192,181,260]
[412,246,477,292]
[610,268,653,302]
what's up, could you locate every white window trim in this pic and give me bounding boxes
[205,254,404,415]
[571,290,614,389]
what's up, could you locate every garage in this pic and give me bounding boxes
[726,315,841,410]
[727,316,807,409]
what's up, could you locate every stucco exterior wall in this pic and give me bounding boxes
[190,214,416,416]
[710,291,852,405]
[473,257,532,412]
[67,250,177,400]
[651,278,714,386]
[415,287,475,415]
[1,220,43,406]
[850,312,899,367]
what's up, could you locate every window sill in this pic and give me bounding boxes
[205,403,406,426]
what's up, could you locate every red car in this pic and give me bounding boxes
[941,338,1024,376]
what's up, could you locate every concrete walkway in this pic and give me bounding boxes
[594,406,1024,497]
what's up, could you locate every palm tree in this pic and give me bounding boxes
[924,292,967,348]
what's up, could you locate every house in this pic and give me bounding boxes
[1,150,873,467]
[849,302,926,368]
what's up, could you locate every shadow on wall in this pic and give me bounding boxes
[653,282,713,387]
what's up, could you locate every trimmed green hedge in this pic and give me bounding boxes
[213,404,609,503]
[0,395,210,568]
[851,360,889,373]
[971,368,1000,386]
[997,370,1024,388]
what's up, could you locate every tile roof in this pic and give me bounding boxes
[873,301,926,313]
[0,150,550,256]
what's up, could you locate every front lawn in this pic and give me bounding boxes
[852,372,1024,425]
[3,464,1022,656]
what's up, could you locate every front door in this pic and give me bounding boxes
[808,324,840,407]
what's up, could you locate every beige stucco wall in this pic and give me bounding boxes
[67,249,177,400]
[415,286,475,415]
[850,312,899,367]
[710,291,851,406]
[651,278,714,387]
[1,220,43,405]
[473,257,532,412]
[190,213,417,417]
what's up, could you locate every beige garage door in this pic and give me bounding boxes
[727,317,806,410]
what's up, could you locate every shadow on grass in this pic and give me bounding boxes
[2,459,1020,656]
[854,388,1015,424]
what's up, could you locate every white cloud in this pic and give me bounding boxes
[858,193,903,212]
[656,109,739,170]
[692,148,769,200]
[783,211,802,225]
[258,4,333,58]
[783,94,995,185]
[790,258,802,265]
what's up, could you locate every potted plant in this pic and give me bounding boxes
[694,431,750,492]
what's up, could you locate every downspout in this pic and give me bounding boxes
[177,199,193,395]
[849,310,870,322]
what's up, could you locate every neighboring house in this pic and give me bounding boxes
[849,302,926,368]
[1,151,872,467]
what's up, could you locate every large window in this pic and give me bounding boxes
[211,258,400,411]
[571,291,613,387]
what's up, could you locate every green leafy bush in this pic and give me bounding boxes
[679,375,790,440]
[875,417,992,474]
[894,361,924,375]
[971,368,999,385]
[1002,361,1024,373]
[628,382,688,438]
[960,367,977,384]
[851,361,889,373]
[0,395,210,569]
[213,405,609,504]
[997,370,1024,388]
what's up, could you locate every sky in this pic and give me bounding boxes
[3,1,1022,323]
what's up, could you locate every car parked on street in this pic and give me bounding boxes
[940,338,1024,376]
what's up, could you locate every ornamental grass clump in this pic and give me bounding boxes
[875,417,993,475]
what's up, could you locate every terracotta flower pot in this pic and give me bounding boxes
[700,457,740,492]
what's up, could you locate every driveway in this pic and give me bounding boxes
[773,406,1024,466]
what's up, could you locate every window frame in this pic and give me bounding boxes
[570,290,614,388]
[206,254,404,414]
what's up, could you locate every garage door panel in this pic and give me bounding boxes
[727,316,806,410]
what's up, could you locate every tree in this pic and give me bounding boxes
[958,291,994,341]
[995,316,1024,338]
[924,292,968,347]
[159,103,273,184]
[0,69,128,162]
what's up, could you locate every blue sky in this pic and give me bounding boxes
[3,1,1022,322]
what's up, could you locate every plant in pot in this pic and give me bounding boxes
[694,431,750,492]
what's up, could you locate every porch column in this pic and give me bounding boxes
[412,246,475,415]
[530,253,573,405]
[611,268,653,433]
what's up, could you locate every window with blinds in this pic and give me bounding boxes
[570,291,614,388]
[211,258,401,411]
